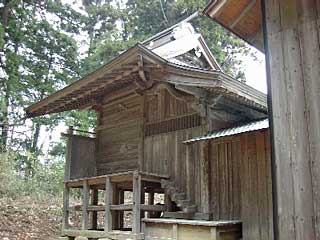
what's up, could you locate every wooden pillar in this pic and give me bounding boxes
[141,181,145,219]
[82,180,89,230]
[90,188,98,230]
[64,126,73,181]
[165,193,173,212]
[262,0,320,239]
[200,141,210,214]
[132,171,141,234]
[148,192,154,205]
[105,176,113,232]
[62,183,69,229]
[139,93,146,171]
[147,192,155,218]
[172,224,178,240]
[119,190,124,230]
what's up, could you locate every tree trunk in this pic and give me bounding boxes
[0,82,9,153]
[0,0,11,152]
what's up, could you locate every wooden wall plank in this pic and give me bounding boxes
[207,130,272,240]
[96,94,142,175]
[298,9,320,239]
[265,0,320,239]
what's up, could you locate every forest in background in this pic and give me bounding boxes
[0,0,253,199]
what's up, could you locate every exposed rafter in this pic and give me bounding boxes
[229,0,257,29]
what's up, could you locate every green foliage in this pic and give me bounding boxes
[0,152,64,199]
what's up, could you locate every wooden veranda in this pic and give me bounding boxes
[62,170,169,239]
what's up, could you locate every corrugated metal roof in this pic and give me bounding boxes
[184,118,269,144]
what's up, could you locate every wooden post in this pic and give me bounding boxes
[62,183,69,229]
[132,171,141,234]
[172,224,178,240]
[165,193,173,212]
[64,126,74,181]
[139,93,146,171]
[141,181,145,219]
[200,141,210,213]
[262,0,320,239]
[147,192,155,218]
[119,190,124,230]
[148,192,154,205]
[91,188,98,230]
[105,176,113,232]
[210,227,219,240]
[82,180,89,230]
[112,185,121,230]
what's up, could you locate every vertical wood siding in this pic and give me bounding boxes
[265,0,320,239]
[96,94,143,174]
[208,130,273,240]
[142,85,212,210]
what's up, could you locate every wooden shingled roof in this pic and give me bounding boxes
[204,0,264,52]
[26,44,165,117]
[26,44,267,118]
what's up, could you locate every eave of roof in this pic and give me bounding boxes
[26,44,166,117]
[184,118,269,144]
[26,44,267,118]
[203,0,264,52]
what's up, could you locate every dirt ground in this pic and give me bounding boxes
[0,196,62,240]
[0,193,164,240]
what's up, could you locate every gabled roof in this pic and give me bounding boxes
[142,14,222,71]
[204,0,263,52]
[26,20,267,119]
[184,118,269,144]
[26,43,267,118]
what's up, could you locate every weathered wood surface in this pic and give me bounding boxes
[143,219,242,240]
[264,0,320,239]
[66,135,96,180]
[208,130,273,240]
[96,94,142,174]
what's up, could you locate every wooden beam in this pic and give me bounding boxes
[62,183,69,229]
[132,171,141,234]
[91,189,98,230]
[105,176,113,232]
[172,224,178,240]
[48,66,140,114]
[140,204,166,212]
[110,204,133,211]
[229,0,257,29]
[82,180,89,230]
[138,54,147,82]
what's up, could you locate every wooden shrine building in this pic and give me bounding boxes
[26,21,272,240]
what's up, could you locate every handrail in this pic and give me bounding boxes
[61,126,96,138]
[73,129,96,135]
